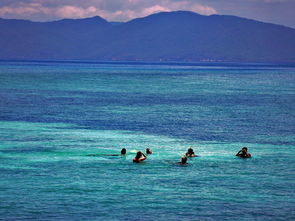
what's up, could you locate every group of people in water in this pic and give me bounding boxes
[118,146,251,164]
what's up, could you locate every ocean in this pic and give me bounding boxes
[0,61,294,220]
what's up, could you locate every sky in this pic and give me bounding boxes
[0,0,294,28]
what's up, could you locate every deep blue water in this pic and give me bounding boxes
[0,61,294,220]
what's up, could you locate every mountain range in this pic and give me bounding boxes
[0,11,295,62]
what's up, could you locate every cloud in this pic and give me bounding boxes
[0,0,217,21]
[0,2,49,18]
[0,2,100,20]
[55,6,98,18]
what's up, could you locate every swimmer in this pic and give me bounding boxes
[186,147,196,157]
[236,147,251,158]
[121,148,127,155]
[179,155,188,165]
[133,151,147,163]
[146,148,152,154]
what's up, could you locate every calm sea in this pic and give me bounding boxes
[0,61,294,220]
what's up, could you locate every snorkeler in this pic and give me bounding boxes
[236,147,251,158]
[121,148,127,155]
[186,147,196,157]
[146,148,152,154]
[179,155,188,165]
[133,151,147,163]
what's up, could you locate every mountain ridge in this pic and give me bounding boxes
[0,11,294,62]
[2,11,293,30]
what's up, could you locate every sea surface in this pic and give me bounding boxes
[0,61,294,220]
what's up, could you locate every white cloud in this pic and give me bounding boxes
[55,6,98,19]
[0,2,100,20]
[0,2,49,18]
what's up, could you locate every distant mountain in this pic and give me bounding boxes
[0,11,295,62]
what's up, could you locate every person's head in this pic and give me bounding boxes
[181,156,187,164]
[188,147,194,154]
[242,147,248,152]
[135,151,142,160]
[121,148,126,155]
[146,148,152,154]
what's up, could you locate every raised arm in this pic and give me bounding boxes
[236,150,242,156]
[139,153,147,161]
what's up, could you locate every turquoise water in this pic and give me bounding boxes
[0,61,295,220]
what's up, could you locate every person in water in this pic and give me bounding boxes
[236,147,251,158]
[179,155,188,165]
[133,151,147,163]
[186,147,196,157]
[121,148,126,155]
[146,148,152,154]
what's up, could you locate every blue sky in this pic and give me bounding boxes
[0,0,294,28]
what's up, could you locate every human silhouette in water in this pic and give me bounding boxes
[236,147,251,158]
[186,147,196,157]
[121,148,127,155]
[179,155,188,165]
[133,151,147,163]
[146,148,152,154]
